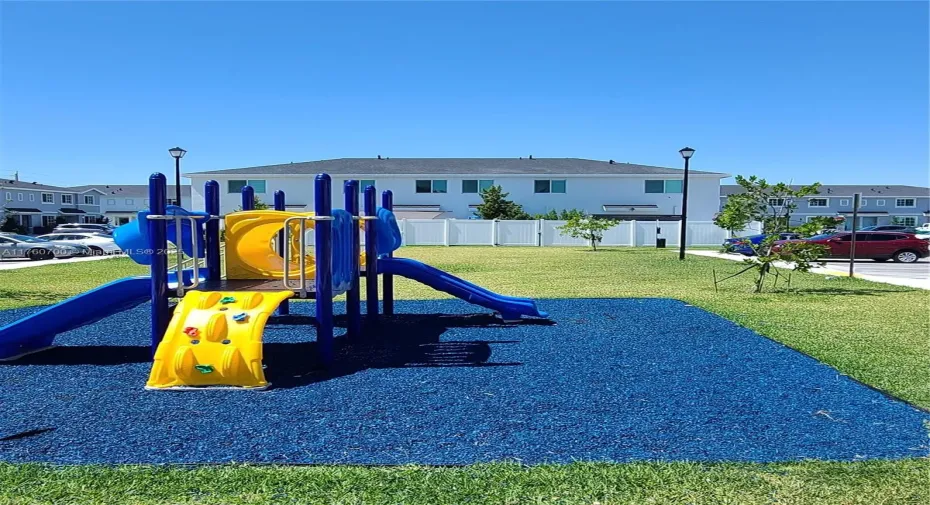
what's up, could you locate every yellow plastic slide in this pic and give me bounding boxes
[225,210,365,280]
[146,290,293,389]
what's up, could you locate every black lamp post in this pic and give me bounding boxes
[678,147,695,260]
[168,147,187,206]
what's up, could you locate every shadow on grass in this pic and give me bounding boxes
[0,289,68,304]
[3,313,553,389]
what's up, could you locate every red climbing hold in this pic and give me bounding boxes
[184,327,199,337]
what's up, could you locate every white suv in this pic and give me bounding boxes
[52,223,113,235]
[37,233,122,255]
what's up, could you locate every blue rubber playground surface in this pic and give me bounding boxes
[0,298,926,464]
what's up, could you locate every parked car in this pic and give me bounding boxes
[723,232,801,256]
[914,224,930,240]
[37,233,122,255]
[52,223,114,235]
[858,225,917,233]
[773,232,929,263]
[0,233,90,261]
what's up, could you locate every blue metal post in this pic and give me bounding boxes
[363,184,379,323]
[241,185,255,211]
[381,190,394,316]
[148,173,169,357]
[204,180,221,282]
[273,190,289,316]
[344,180,361,339]
[314,174,334,365]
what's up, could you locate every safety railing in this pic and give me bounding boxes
[146,214,216,297]
[282,215,333,298]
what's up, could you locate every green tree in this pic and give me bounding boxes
[792,216,845,237]
[533,209,585,220]
[234,196,270,212]
[718,175,821,234]
[1,216,26,234]
[557,215,618,251]
[713,198,756,235]
[475,185,530,220]
[743,235,828,293]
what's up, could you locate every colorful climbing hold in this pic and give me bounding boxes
[194,364,214,374]
[184,327,199,337]
[220,296,236,304]
[232,312,249,322]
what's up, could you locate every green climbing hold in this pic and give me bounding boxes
[220,296,236,304]
[194,364,214,374]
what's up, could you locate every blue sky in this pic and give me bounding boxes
[1,1,927,187]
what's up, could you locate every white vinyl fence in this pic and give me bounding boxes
[392,219,762,247]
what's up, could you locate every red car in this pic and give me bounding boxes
[774,232,929,263]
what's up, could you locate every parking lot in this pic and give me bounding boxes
[688,250,930,290]
[820,258,930,280]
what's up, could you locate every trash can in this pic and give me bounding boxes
[656,238,666,248]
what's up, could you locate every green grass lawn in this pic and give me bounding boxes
[0,248,927,504]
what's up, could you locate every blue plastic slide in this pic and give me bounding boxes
[0,270,200,361]
[377,257,548,321]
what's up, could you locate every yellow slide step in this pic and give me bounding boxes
[146,290,293,390]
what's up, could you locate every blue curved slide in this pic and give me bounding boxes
[377,257,548,321]
[0,270,200,361]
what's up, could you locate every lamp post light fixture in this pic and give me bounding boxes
[168,147,187,206]
[678,147,695,260]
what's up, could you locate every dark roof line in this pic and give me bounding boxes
[187,157,727,177]
[721,184,929,198]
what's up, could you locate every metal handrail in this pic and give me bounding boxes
[282,215,333,298]
[147,214,201,296]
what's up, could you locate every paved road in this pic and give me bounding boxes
[687,250,930,289]
[819,259,929,280]
[0,254,119,271]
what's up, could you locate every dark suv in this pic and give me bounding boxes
[774,232,929,263]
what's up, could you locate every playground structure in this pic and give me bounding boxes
[0,173,547,389]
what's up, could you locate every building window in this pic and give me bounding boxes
[228,179,266,193]
[839,199,849,207]
[535,179,567,194]
[248,180,266,193]
[125,199,134,205]
[17,193,23,201]
[41,193,54,203]
[228,180,247,193]
[860,199,867,207]
[768,198,786,207]
[894,216,917,226]
[61,194,74,204]
[808,198,828,207]
[876,199,886,207]
[644,180,679,194]
[359,180,376,193]
[84,195,95,205]
[895,198,916,208]
[644,180,664,194]
[107,199,116,205]
[415,180,447,193]
[29,193,34,202]
[42,215,57,227]
[462,179,494,194]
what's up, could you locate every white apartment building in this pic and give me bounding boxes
[186,157,728,221]
[67,185,192,225]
